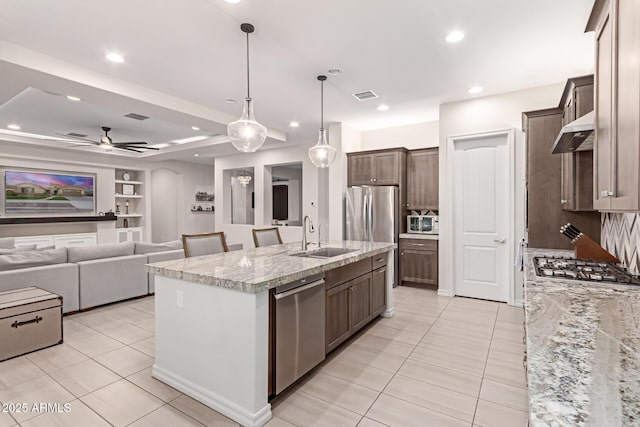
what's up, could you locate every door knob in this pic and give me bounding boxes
[494,238,506,243]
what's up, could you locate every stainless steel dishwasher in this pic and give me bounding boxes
[273,273,325,395]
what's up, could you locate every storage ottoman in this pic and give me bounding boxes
[0,287,63,362]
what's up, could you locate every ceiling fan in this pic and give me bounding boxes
[57,126,160,153]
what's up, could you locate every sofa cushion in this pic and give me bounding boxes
[0,238,14,249]
[0,245,39,254]
[68,242,135,263]
[134,240,182,255]
[0,248,68,271]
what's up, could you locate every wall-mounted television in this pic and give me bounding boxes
[4,169,95,215]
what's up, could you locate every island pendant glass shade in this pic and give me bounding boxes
[228,23,267,153]
[308,128,336,168]
[308,75,336,168]
[228,97,267,152]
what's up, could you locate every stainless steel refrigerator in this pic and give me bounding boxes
[346,186,399,285]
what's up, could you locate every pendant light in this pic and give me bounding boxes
[228,23,267,153]
[237,175,252,187]
[308,75,336,168]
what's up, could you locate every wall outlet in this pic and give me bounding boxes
[176,290,184,308]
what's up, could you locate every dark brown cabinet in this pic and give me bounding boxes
[589,0,640,211]
[325,282,351,352]
[347,149,407,186]
[399,238,438,286]
[324,256,387,353]
[371,267,386,316]
[407,148,439,210]
[523,108,600,249]
[559,76,595,212]
[349,274,372,332]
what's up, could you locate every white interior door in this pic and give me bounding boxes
[453,133,510,302]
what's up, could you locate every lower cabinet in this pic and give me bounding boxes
[400,238,438,285]
[350,274,373,331]
[325,256,387,354]
[117,227,144,243]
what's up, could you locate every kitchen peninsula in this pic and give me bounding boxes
[145,240,395,427]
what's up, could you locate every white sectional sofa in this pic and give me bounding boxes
[0,238,244,313]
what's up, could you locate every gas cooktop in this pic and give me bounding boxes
[533,257,640,285]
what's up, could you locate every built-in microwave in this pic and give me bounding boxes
[407,215,439,234]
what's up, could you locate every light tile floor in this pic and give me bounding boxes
[0,286,527,426]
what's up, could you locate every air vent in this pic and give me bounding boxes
[66,132,87,138]
[123,113,150,121]
[352,90,378,101]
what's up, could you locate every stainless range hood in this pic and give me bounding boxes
[551,110,595,154]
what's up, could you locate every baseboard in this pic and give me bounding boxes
[381,307,394,318]
[152,365,272,427]
[437,289,453,297]
[513,299,524,307]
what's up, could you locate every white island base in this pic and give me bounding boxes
[149,243,395,427]
[152,278,271,426]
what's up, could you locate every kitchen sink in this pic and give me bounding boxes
[293,248,357,259]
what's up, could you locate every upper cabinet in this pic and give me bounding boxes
[347,149,407,186]
[589,0,640,211]
[407,148,439,211]
[559,76,595,212]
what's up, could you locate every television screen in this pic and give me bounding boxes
[5,170,95,215]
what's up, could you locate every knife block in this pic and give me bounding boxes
[574,235,621,263]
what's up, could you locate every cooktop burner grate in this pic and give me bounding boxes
[533,257,640,285]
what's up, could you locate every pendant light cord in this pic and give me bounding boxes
[246,31,251,99]
[320,79,324,130]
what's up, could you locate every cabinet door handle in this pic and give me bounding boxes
[494,238,506,244]
[560,199,567,204]
[412,243,425,247]
[377,270,385,274]
[375,258,384,262]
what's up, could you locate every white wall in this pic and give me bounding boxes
[215,145,319,249]
[360,121,439,151]
[0,140,214,243]
[438,83,564,305]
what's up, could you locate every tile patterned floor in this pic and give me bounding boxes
[0,286,527,426]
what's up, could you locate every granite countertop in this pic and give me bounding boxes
[145,240,395,293]
[399,233,439,240]
[524,248,640,426]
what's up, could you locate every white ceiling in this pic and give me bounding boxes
[0,0,595,162]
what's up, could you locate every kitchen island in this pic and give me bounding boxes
[145,240,395,427]
[524,248,640,426]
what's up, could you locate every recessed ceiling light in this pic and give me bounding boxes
[289,121,299,128]
[225,98,237,104]
[106,52,125,63]
[225,0,241,3]
[468,86,484,94]
[446,31,465,43]
[7,124,20,130]
[194,154,200,157]
[377,104,390,111]
[327,68,342,75]
[66,95,81,101]
[192,126,200,131]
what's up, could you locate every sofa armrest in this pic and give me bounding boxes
[0,264,79,313]
[227,241,243,252]
[76,254,148,309]
[146,249,184,294]
[147,249,184,263]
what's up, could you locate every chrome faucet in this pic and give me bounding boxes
[302,215,315,251]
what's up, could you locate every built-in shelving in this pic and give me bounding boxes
[114,169,145,237]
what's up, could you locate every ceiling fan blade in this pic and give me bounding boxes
[133,146,160,150]
[112,142,148,145]
[54,133,99,144]
[114,146,143,153]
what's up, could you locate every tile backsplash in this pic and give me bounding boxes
[601,212,640,274]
